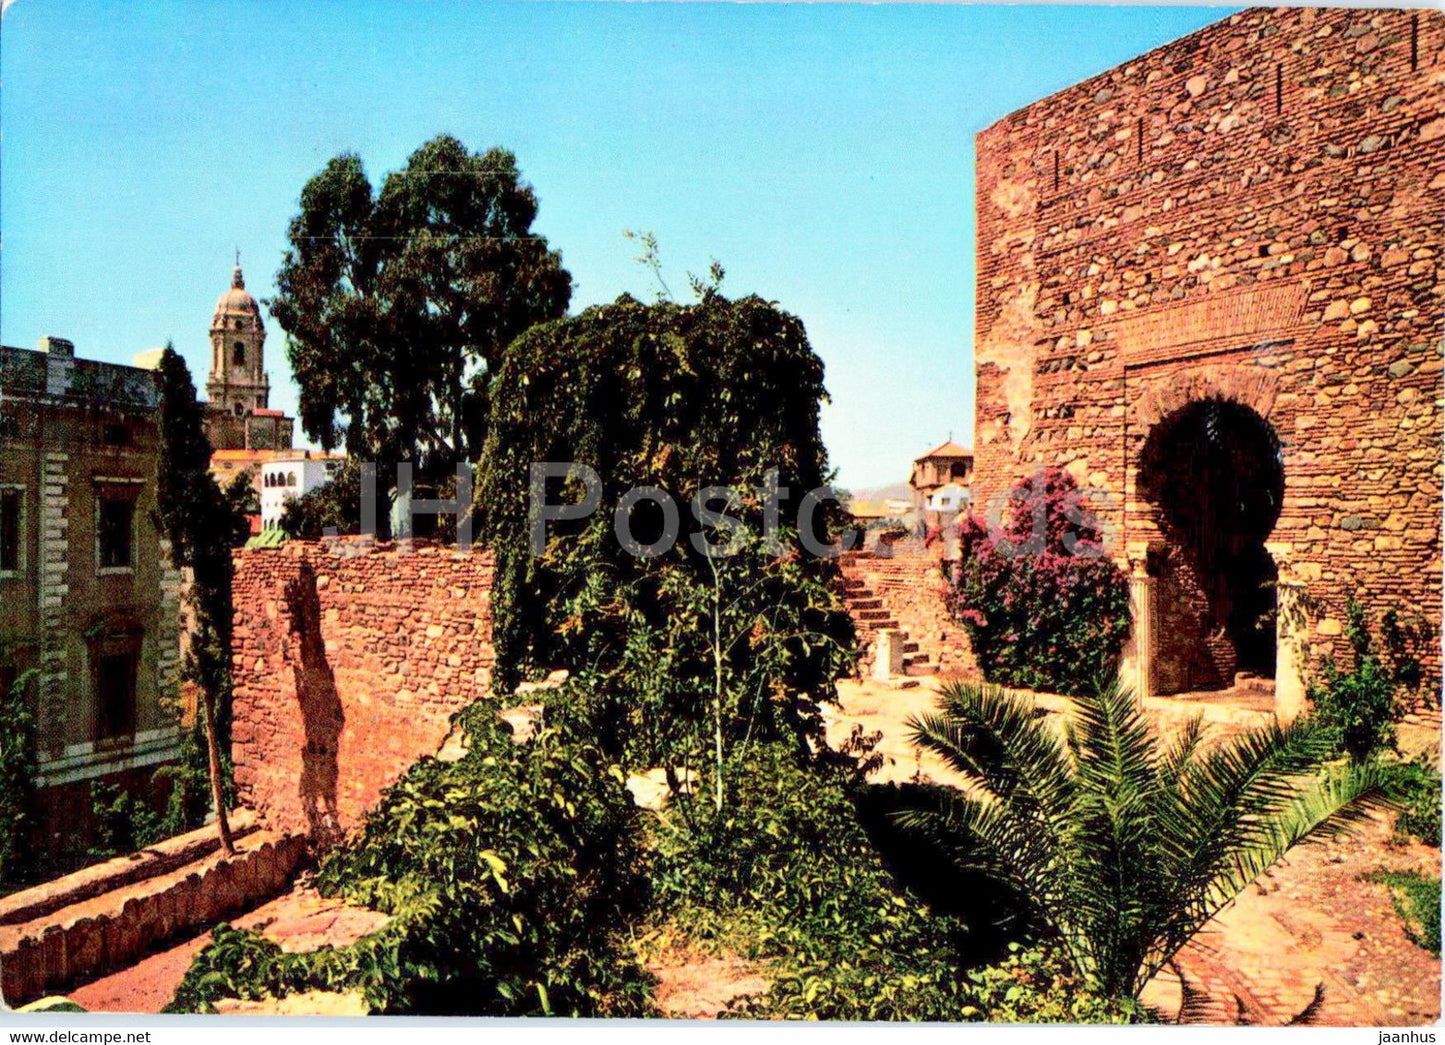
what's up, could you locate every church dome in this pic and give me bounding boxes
[214,264,261,318]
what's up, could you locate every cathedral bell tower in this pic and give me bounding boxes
[206,258,269,416]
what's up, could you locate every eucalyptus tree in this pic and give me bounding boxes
[271,135,572,526]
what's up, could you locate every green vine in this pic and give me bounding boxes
[0,667,39,890]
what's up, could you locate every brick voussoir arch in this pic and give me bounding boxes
[1131,362,1283,432]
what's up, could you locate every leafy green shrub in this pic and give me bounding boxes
[169,690,653,1016]
[87,780,164,863]
[155,716,228,839]
[947,468,1129,696]
[651,741,1136,1022]
[1309,599,1420,762]
[280,460,364,538]
[1381,754,1442,848]
[1367,870,1441,956]
[0,668,39,889]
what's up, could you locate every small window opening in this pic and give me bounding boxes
[1,490,20,573]
[95,647,138,742]
[98,497,134,569]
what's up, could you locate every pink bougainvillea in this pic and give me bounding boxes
[947,468,1129,696]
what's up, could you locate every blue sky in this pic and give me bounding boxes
[0,1,1229,489]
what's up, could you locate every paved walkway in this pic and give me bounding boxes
[826,677,1442,1027]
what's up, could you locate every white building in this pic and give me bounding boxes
[927,482,969,514]
[259,452,345,531]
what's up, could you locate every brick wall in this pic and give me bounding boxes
[230,540,495,844]
[974,8,1443,695]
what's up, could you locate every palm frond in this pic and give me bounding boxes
[890,787,1050,897]
[1144,756,1392,986]
[899,675,1385,1007]
[908,681,1076,817]
[1286,982,1327,1026]
[1156,714,1339,885]
[1157,714,1205,793]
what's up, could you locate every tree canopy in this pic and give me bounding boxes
[272,135,572,495]
[479,291,853,779]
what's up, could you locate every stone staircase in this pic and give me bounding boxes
[840,572,938,678]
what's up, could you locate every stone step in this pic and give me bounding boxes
[1233,673,1276,694]
[879,676,922,690]
[847,597,883,611]
[905,661,940,677]
[855,608,893,622]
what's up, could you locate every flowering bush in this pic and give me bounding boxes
[947,469,1129,696]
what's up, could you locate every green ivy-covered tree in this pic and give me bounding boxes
[271,135,572,529]
[153,346,237,854]
[479,291,854,805]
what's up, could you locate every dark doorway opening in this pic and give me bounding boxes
[1138,398,1284,692]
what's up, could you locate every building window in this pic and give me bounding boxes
[288,471,297,487]
[94,647,138,743]
[234,401,246,417]
[98,496,134,570]
[0,488,20,575]
[233,341,246,366]
[102,422,131,447]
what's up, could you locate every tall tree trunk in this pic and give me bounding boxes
[711,561,725,813]
[201,691,235,856]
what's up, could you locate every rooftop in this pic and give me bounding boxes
[0,339,160,411]
[914,440,973,462]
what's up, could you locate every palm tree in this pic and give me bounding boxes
[898,677,1389,1002]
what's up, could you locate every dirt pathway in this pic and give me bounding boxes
[68,884,389,1014]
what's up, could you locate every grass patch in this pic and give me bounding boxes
[1367,870,1442,956]
[1379,754,1442,848]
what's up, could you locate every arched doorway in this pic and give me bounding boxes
[1137,397,1284,693]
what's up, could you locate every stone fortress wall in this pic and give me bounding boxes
[229,540,496,843]
[973,7,1443,702]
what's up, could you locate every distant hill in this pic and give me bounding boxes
[847,481,911,503]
